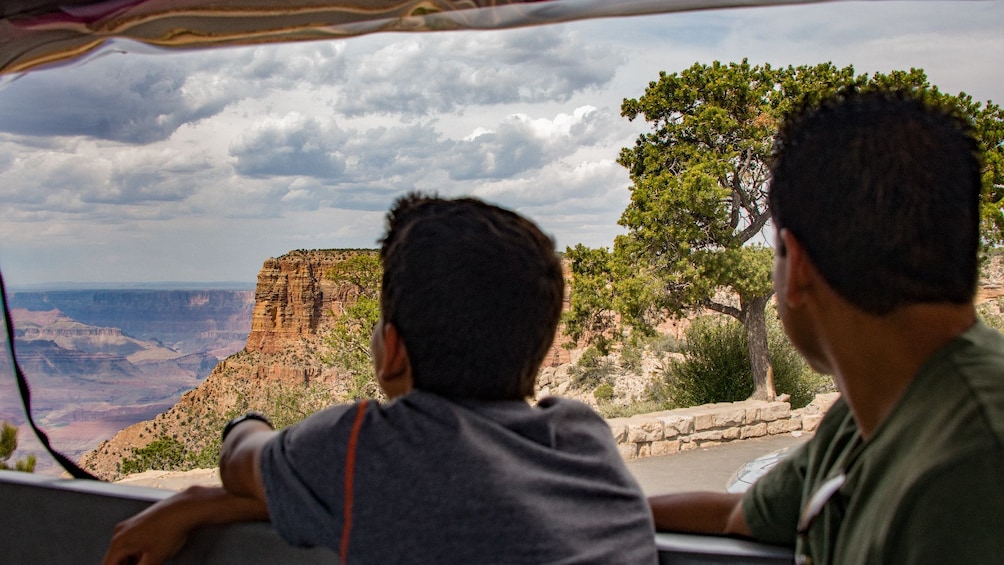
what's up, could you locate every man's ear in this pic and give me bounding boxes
[779,229,815,307]
[376,322,413,398]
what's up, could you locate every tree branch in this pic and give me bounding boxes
[704,300,742,320]
[734,209,771,245]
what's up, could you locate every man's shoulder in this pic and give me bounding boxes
[855,324,1004,504]
[960,319,1004,351]
[534,395,617,431]
[393,391,612,437]
[955,320,1004,379]
[879,445,1004,562]
[927,321,1004,439]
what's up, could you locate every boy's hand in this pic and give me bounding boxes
[102,486,206,565]
[102,485,270,565]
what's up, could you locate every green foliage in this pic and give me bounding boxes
[563,244,618,346]
[198,381,335,468]
[568,346,615,389]
[0,422,15,464]
[593,383,615,403]
[617,331,681,371]
[615,60,788,320]
[322,252,383,400]
[655,318,752,407]
[13,455,36,472]
[263,381,337,429]
[1,421,36,473]
[114,379,338,477]
[119,435,187,476]
[597,400,669,419]
[187,442,223,471]
[326,252,382,291]
[651,314,827,409]
[643,332,682,356]
[570,60,1004,399]
[618,341,643,372]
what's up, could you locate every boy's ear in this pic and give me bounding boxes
[778,229,815,307]
[376,322,413,398]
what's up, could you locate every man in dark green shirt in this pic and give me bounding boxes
[649,91,1004,564]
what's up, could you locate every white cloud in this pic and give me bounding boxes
[230,112,349,178]
[230,42,348,87]
[446,105,620,180]
[0,1,1002,285]
[0,57,233,143]
[337,27,623,116]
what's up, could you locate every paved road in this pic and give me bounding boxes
[626,431,812,495]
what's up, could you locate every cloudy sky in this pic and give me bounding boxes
[0,1,1002,287]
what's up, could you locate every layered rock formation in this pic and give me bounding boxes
[246,250,365,354]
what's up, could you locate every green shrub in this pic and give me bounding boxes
[0,421,35,473]
[569,346,615,389]
[656,317,751,407]
[322,252,383,402]
[593,383,615,402]
[120,435,187,475]
[597,399,669,419]
[644,332,682,356]
[650,313,828,409]
[618,343,643,372]
[188,442,222,470]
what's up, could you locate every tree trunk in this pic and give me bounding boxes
[742,294,775,401]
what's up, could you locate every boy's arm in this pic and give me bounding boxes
[103,418,277,565]
[102,485,269,565]
[219,418,276,501]
[648,492,752,537]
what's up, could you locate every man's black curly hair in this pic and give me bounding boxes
[769,90,982,314]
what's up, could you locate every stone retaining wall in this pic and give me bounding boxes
[608,392,840,460]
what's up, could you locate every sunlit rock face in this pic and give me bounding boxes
[245,250,364,354]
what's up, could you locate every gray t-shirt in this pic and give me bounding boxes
[260,389,657,564]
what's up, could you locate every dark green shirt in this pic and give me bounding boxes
[743,321,1004,564]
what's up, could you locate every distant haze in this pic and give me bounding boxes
[1,289,255,475]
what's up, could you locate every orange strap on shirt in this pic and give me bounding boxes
[340,399,370,564]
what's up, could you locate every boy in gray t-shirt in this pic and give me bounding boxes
[104,193,657,564]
